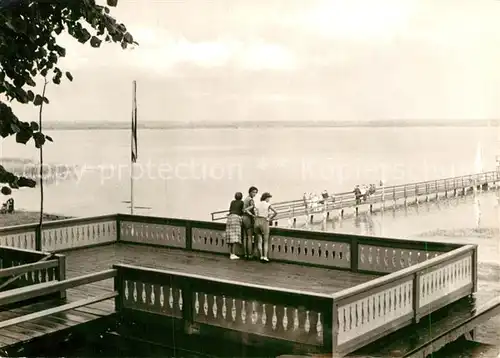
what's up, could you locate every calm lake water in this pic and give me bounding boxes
[2,126,499,356]
[2,126,497,219]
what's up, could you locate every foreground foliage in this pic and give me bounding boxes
[0,0,135,195]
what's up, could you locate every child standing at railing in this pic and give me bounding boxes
[226,192,244,260]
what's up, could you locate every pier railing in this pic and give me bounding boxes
[210,171,499,222]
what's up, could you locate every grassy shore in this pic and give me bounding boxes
[0,211,72,227]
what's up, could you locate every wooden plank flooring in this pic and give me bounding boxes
[1,243,496,356]
[0,297,112,350]
[0,242,378,351]
[64,243,379,294]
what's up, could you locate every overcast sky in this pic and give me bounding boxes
[9,0,500,123]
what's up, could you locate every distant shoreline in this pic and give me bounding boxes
[43,119,499,130]
[0,211,72,227]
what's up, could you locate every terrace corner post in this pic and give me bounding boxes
[472,245,478,293]
[331,300,339,356]
[113,265,124,313]
[181,280,196,335]
[56,254,67,300]
[35,226,42,251]
[349,238,358,272]
[185,221,193,251]
[116,214,121,243]
[412,271,421,323]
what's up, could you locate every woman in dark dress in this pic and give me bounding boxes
[226,192,244,260]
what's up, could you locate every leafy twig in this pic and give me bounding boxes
[37,78,48,250]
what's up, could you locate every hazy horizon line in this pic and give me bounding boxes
[41,118,499,130]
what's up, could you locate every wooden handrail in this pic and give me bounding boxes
[114,264,332,299]
[0,213,117,234]
[331,245,476,302]
[0,269,116,306]
[0,291,118,329]
[0,246,53,257]
[0,260,58,279]
[0,253,57,291]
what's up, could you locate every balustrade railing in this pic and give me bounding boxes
[0,246,65,298]
[331,244,477,354]
[0,214,117,252]
[0,213,460,273]
[0,213,478,355]
[113,244,477,355]
[114,263,333,351]
[118,214,459,274]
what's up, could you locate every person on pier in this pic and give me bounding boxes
[353,185,362,205]
[226,192,244,260]
[242,186,258,259]
[246,192,277,262]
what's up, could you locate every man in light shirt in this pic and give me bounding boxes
[242,186,258,259]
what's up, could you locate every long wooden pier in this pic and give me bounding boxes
[0,214,499,357]
[211,171,499,225]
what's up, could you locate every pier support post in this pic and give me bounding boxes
[310,215,314,223]
[340,209,344,218]
[369,204,373,213]
[355,206,359,216]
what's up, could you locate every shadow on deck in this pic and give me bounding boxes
[0,242,377,354]
[64,243,378,294]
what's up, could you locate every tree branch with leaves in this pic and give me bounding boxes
[0,0,136,197]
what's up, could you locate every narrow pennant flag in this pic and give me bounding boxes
[131,81,138,163]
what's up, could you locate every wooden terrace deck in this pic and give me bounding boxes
[0,243,378,351]
[64,243,378,294]
[0,214,496,357]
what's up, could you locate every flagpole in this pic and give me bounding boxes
[130,155,134,215]
[131,80,137,215]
